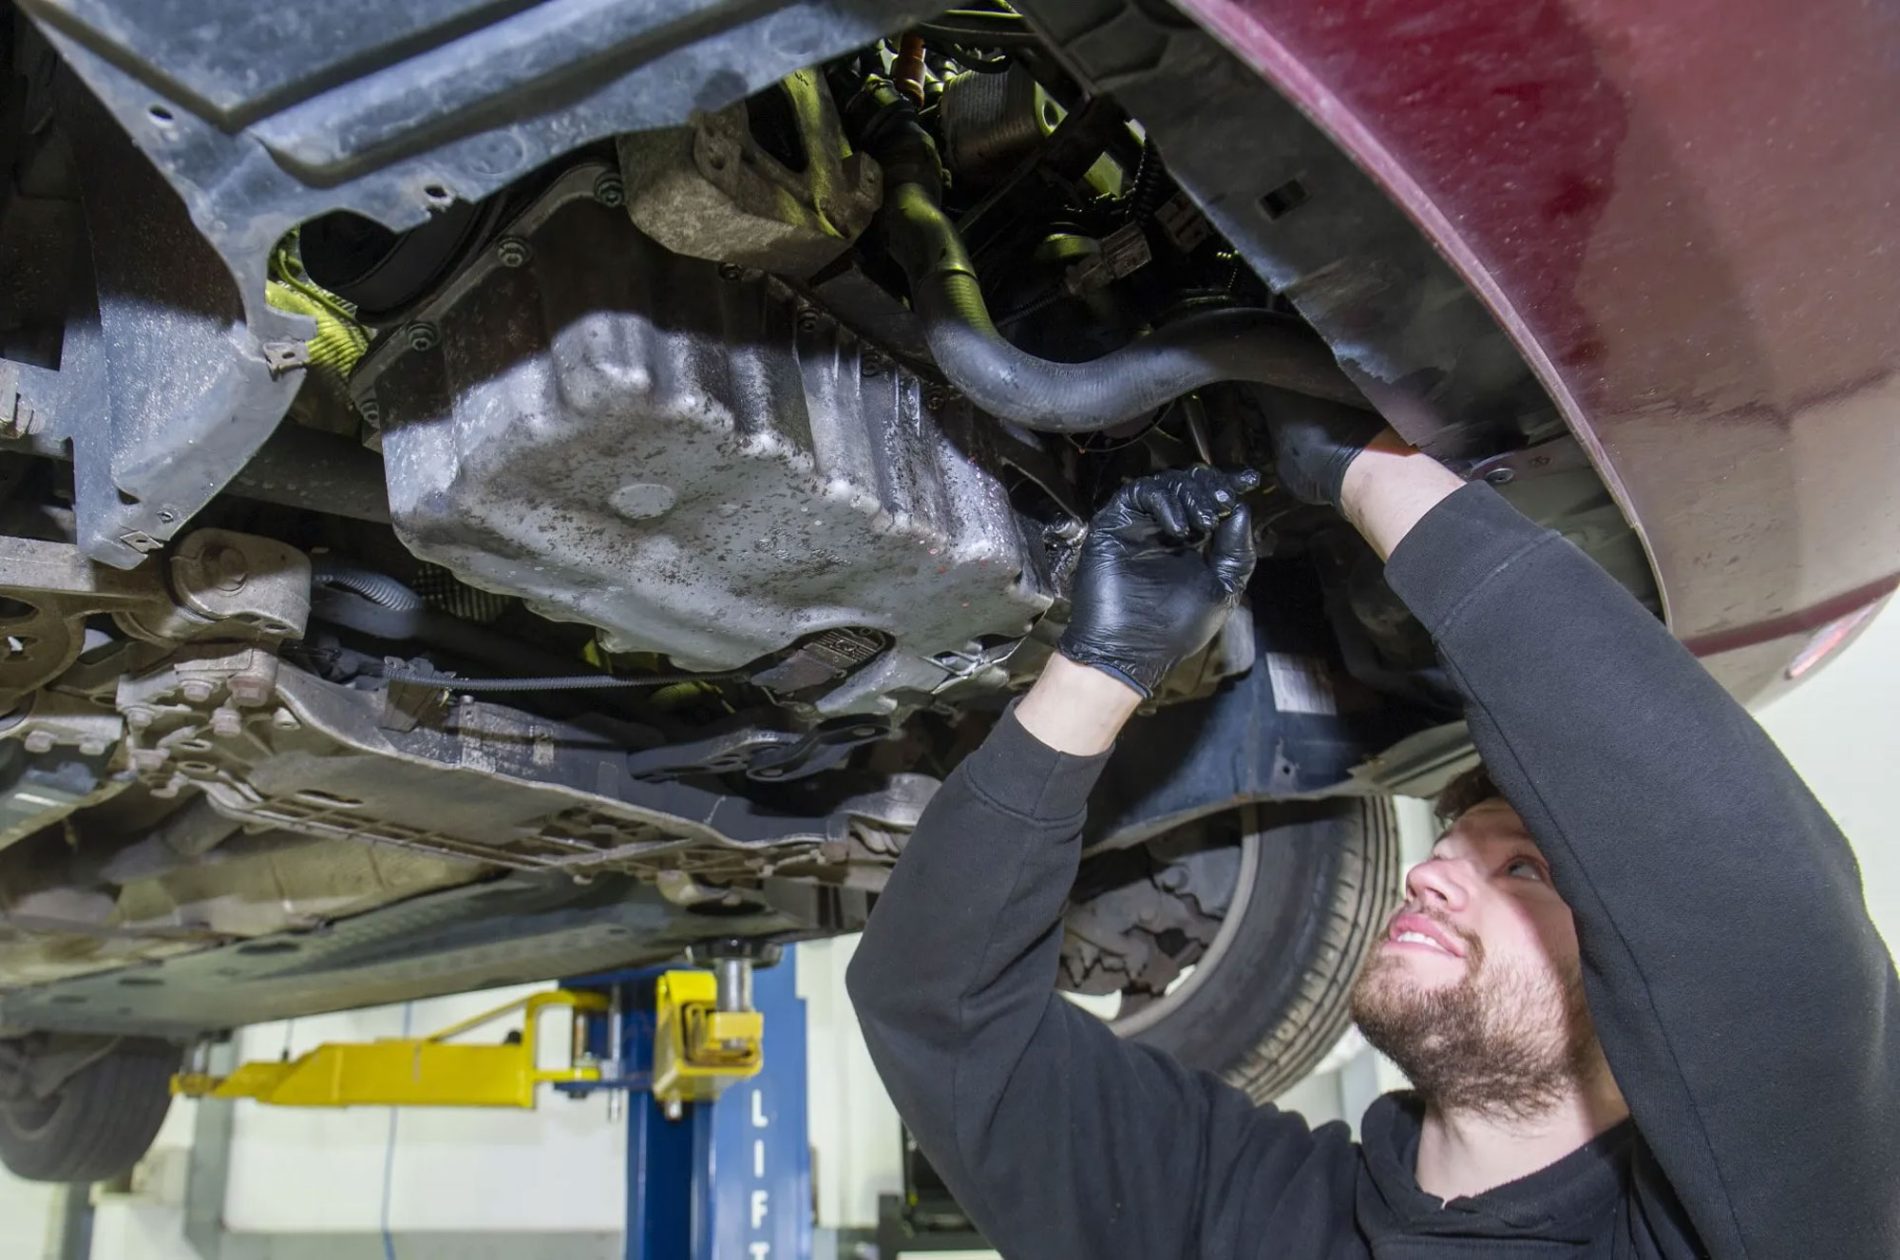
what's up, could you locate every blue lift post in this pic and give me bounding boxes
[566,949,810,1260]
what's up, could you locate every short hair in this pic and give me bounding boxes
[1434,763,1503,825]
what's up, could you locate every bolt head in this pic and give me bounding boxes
[229,676,272,707]
[1484,466,1515,485]
[204,545,248,592]
[406,322,440,352]
[496,236,531,268]
[22,731,55,754]
[179,679,216,703]
[592,172,626,207]
[210,707,243,738]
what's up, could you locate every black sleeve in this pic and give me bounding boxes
[846,708,1358,1258]
[1384,482,1900,1260]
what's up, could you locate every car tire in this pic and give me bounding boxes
[0,1038,179,1183]
[1082,798,1403,1103]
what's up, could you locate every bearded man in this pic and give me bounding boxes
[847,418,1898,1258]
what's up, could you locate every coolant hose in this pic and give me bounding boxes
[880,180,1366,433]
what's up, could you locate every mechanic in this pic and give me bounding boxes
[847,414,1899,1257]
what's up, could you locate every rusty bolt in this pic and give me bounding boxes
[179,678,216,704]
[406,322,440,352]
[592,171,625,207]
[496,236,532,268]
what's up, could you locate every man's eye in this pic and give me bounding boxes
[1504,857,1547,883]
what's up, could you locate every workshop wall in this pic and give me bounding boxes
[0,1169,59,1257]
[1757,602,1900,949]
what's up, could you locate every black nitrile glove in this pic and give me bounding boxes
[1261,394,1387,507]
[1058,467,1260,697]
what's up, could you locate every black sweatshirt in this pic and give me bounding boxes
[847,482,1900,1259]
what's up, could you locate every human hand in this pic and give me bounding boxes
[1261,395,1389,507]
[1057,467,1259,697]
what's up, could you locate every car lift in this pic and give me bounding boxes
[173,943,812,1259]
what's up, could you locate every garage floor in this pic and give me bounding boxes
[3,604,1896,1260]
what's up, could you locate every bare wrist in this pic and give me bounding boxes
[1339,430,1466,560]
[1014,654,1143,756]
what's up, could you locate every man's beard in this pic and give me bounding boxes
[1349,916,1603,1122]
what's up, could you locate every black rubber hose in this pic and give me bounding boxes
[309,558,426,613]
[878,179,1367,433]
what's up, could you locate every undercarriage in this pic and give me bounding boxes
[0,0,1651,1085]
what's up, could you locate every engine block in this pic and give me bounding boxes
[359,163,1049,698]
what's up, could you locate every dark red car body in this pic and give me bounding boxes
[1181,0,1900,698]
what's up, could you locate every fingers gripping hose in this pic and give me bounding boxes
[879,181,1366,433]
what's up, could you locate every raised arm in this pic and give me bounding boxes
[847,470,1358,1258]
[1287,417,1900,1258]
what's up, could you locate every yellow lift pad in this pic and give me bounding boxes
[651,969,763,1109]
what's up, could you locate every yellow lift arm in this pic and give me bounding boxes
[173,989,609,1108]
[171,968,767,1112]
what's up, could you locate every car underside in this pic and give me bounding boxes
[0,0,1670,1179]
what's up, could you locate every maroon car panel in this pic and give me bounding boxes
[1179,0,1900,697]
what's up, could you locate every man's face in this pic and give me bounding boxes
[1349,797,1604,1118]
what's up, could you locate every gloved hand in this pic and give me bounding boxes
[1260,394,1388,507]
[1059,467,1259,697]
